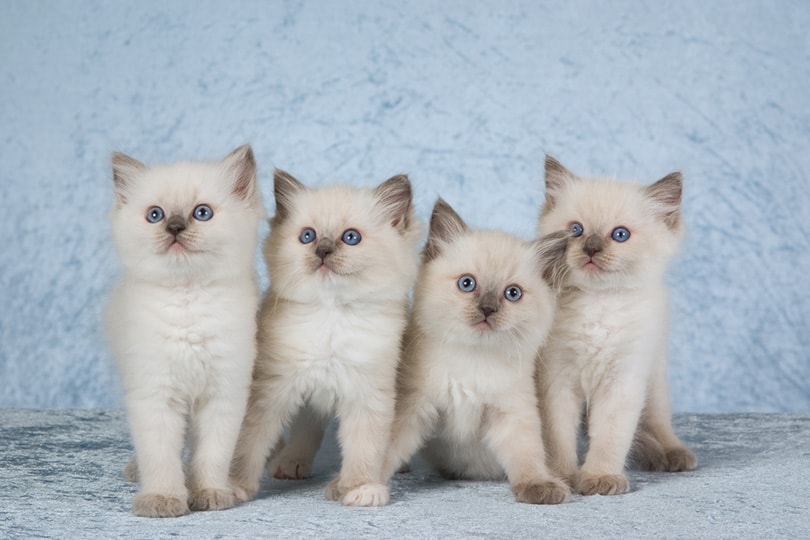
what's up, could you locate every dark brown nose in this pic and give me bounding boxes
[166,216,186,236]
[583,234,604,257]
[315,238,336,260]
[478,290,499,318]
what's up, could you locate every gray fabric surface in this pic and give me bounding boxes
[1,410,808,539]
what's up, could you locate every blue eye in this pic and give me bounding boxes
[457,275,477,293]
[146,206,164,223]
[299,228,316,244]
[193,204,213,221]
[570,222,584,237]
[611,227,630,242]
[504,285,522,302]
[341,229,362,246]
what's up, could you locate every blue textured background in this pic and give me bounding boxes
[1,1,808,411]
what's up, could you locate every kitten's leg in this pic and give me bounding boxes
[327,392,395,507]
[187,390,249,511]
[578,376,646,496]
[229,379,302,502]
[269,404,328,480]
[126,397,189,518]
[541,381,582,489]
[484,402,570,505]
[380,392,437,483]
[634,358,697,472]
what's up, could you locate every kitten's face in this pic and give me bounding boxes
[265,171,419,303]
[539,156,683,292]
[415,200,566,354]
[110,145,263,282]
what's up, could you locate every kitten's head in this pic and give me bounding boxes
[538,155,683,292]
[415,199,568,354]
[264,170,420,303]
[110,145,264,282]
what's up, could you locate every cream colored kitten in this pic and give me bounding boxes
[106,145,264,517]
[537,155,696,497]
[230,170,419,507]
[382,199,571,505]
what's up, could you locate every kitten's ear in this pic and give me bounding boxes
[273,169,306,220]
[223,144,258,201]
[111,152,147,205]
[532,230,570,290]
[374,174,413,230]
[544,154,576,209]
[423,198,468,263]
[646,172,682,230]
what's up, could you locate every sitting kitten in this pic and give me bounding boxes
[536,155,697,496]
[382,199,571,505]
[230,170,419,507]
[106,145,264,517]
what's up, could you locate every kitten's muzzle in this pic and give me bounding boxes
[315,238,336,260]
[165,215,187,236]
[478,290,499,318]
[583,234,604,257]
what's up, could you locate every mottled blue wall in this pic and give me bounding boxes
[1,1,808,411]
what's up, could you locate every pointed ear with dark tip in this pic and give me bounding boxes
[544,154,576,209]
[111,152,146,205]
[532,230,570,290]
[223,144,258,201]
[646,172,682,230]
[273,169,306,220]
[374,174,412,230]
[422,198,469,263]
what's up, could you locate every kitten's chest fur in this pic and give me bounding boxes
[549,287,662,394]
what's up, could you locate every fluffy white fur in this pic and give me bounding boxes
[382,199,571,505]
[230,170,419,507]
[536,155,696,497]
[106,145,264,517]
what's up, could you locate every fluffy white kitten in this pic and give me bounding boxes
[230,170,419,507]
[382,199,571,505]
[537,155,697,496]
[106,145,264,517]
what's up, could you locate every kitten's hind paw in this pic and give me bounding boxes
[578,473,630,496]
[123,457,139,483]
[272,458,313,480]
[342,483,391,507]
[664,447,697,472]
[188,488,236,511]
[132,493,189,518]
[512,479,571,505]
[229,476,259,503]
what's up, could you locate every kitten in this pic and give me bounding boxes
[381,199,571,505]
[105,145,264,517]
[229,170,419,507]
[536,155,697,496]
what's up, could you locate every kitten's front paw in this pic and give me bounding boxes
[272,458,313,480]
[188,488,236,512]
[578,473,630,496]
[664,447,697,472]
[512,478,571,505]
[132,493,189,518]
[342,483,391,507]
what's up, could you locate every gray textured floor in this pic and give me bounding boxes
[1,410,808,539]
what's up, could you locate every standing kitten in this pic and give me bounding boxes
[537,155,697,496]
[106,145,264,517]
[382,199,571,505]
[230,170,419,507]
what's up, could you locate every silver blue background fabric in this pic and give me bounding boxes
[1,1,808,411]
